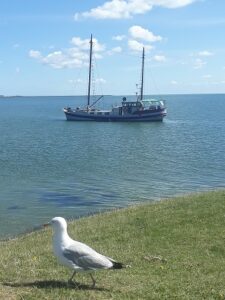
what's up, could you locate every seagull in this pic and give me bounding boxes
[45,216,126,287]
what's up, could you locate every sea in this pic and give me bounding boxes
[0,94,225,239]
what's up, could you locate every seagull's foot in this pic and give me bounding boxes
[67,270,79,288]
[67,279,81,288]
[90,273,96,289]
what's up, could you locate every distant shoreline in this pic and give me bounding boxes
[1,93,225,98]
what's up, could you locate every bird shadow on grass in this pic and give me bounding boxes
[3,280,109,291]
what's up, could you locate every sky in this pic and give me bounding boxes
[0,0,225,96]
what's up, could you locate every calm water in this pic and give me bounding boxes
[0,94,225,239]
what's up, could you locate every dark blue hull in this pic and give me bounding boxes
[64,110,167,122]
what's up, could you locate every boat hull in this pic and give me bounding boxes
[64,109,166,122]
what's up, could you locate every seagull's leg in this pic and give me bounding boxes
[90,273,96,288]
[68,270,76,283]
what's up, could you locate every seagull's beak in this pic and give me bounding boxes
[43,222,51,228]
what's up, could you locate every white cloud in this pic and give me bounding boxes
[128,40,153,52]
[29,37,105,69]
[198,50,213,57]
[94,53,104,60]
[127,26,160,53]
[29,50,42,59]
[171,80,178,85]
[153,55,166,62]
[75,0,152,20]
[71,37,105,52]
[69,77,106,85]
[107,46,122,55]
[194,58,206,69]
[95,78,107,84]
[71,37,90,50]
[66,48,89,61]
[112,35,126,41]
[42,51,82,69]
[69,79,83,84]
[156,0,196,8]
[202,74,212,79]
[129,25,162,42]
[74,0,196,20]
[112,46,122,53]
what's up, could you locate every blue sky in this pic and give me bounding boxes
[0,0,225,96]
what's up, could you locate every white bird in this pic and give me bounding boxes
[45,216,125,287]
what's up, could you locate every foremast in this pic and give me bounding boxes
[87,34,93,109]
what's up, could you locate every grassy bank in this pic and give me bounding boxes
[0,190,225,299]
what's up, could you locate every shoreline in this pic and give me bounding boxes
[1,188,224,242]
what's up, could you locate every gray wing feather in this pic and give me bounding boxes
[63,246,112,270]
[63,248,82,265]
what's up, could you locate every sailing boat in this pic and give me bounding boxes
[63,35,167,122]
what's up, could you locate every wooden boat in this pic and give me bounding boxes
[63,35,167,122]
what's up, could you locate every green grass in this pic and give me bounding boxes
[1,190,225,299]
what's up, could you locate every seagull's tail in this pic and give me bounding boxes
[107,256,131,269]
[111,261,131,269]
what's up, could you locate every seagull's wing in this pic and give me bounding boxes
[63,243,113,270]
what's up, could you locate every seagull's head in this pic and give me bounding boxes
[46,217,68,232]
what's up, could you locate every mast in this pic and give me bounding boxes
[140,47,145,101]
[87,34,93,108]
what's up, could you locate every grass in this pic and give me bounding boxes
[1,190,225,299]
